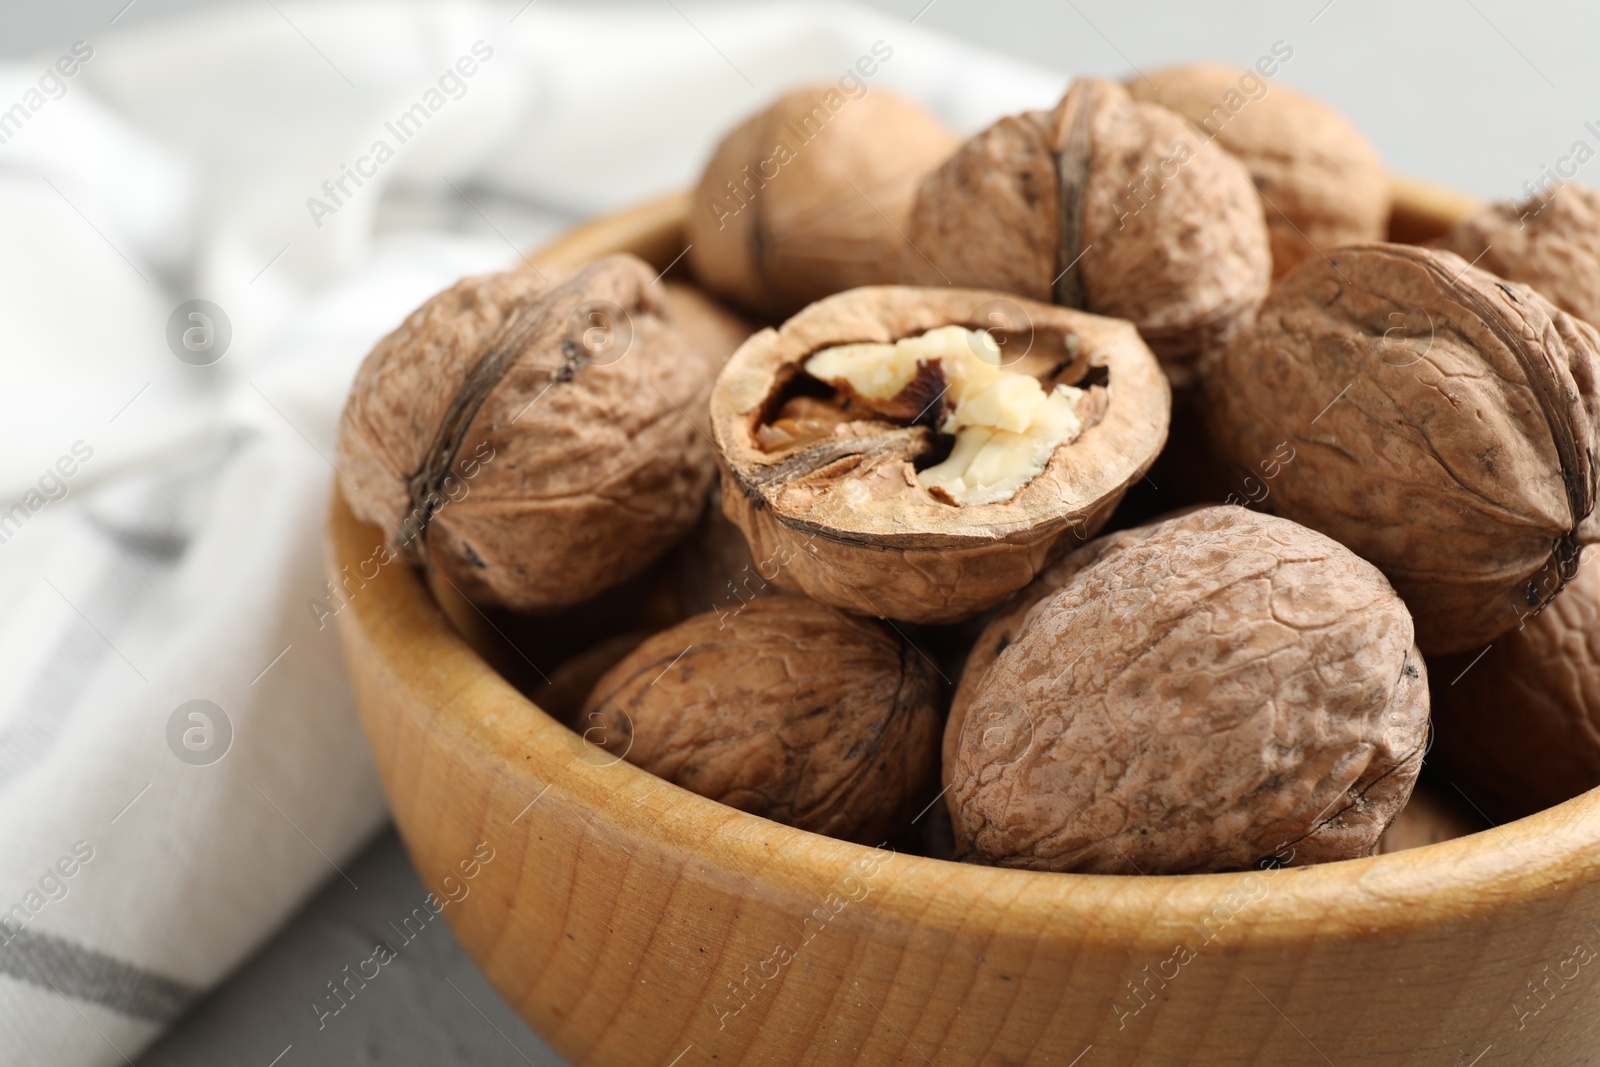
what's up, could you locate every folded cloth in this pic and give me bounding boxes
[0,3,1061,1062]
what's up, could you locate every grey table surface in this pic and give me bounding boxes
[139,829,565,1067]
[8,1,1599,1064]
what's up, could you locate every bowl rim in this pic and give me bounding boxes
[336,177,1600,955]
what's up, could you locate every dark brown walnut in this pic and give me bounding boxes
[338,255,716,611]
[1126,63,1389,279]
[1432,547,1600,822]
[947,506,1429,875]
[1204,243,1600,655]
[581,596,942,844]
[1438,183,1600,329]
[687,85,957,320]
[909,788,959,861]
[531,631,650,725]
[642,479,771,626]
[711,286,1170,624]
[681,484,767,612]
[900,77,1271,363]
[1374,785,1486,855]
[1129,392,1241,516]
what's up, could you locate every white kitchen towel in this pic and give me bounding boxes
[0,3,1062,1062]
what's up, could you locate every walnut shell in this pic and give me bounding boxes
[581,595,942,844]
[1431,547,1600,822]
[1438,183,1600,329]
[1126,64,1388,279]
[661,280,760,439]
[531,630,651,725]
[947,506,1429,875]
[941,522,1149,788]
[656,480,770,623]
[338,255,716,611]
[900,77,1271,362]
[711,286,1170,624]
[663,280,759,378]
[687,85,957,320]
[1203,243,1600,655]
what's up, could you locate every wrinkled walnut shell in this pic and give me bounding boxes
[900,77,1270,362]
[580,595,941,844]
[687,85,957,320]
[1432,547,1600,822]
[1126,63,1388,278]
[942,522,1150,787]
[338,255,715,611]
[711,286,1170,623]
[1438,183,1600,330]
[1203,243,1600,655]
[947,506,1429,875]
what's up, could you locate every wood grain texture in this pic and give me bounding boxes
[331,178,1600,1066]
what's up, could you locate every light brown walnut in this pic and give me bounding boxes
[941,522,1152,788]
[1203,243,1600,655]
[711,285,1170,623]
[687,85,957,320]
[581,596,942,845]
[900,77,1271,363]
[338,255,717,612]
[1127,63,1388,278]
[946,506,1429,875]
[1439,183,1600,330]
[662,281,759,403]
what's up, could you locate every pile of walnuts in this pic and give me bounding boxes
[339,64,1600,875]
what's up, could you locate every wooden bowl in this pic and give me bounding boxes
[330,178,1600,1066]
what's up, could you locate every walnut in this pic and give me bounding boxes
[1374,786,1485,855]
[663,280,758,380]
[661,280,759,441]
[946,506,1429,875]
[898,77,1271,363]
[686,85,957,320]
[654,480,771,623]
[1202,243,1600,655]
[531,631,650,725]
[1135,391,1240,514]
[1126,63,1388,279]
[580,595,942,844]
[1431,547,1600,822]
[338,255,715,611]
[711,285,1170,624]
[1438,183,1600,329]
[939,518,1166,787]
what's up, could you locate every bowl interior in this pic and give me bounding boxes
[388,177,1600,924]
[330,176,1600,1066]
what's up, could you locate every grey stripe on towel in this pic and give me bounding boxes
[0,927,199,1023]
[0,431,250,796]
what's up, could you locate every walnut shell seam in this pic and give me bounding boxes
[1053,84,1096,310]
[401,290,551,557]
[1410,248,1595,616]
